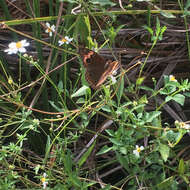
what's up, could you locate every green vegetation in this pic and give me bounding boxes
[1,0,190,189]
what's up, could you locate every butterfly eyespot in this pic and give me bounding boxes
[86,58,91,64]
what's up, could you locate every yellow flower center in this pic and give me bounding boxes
[47,28,52,33]
[41,177,46,183]
[170,76,176,81]
[16,41,22,48]
[137,147,141,152]
[61,38,67,42]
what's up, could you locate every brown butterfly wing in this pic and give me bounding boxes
[79,48,119,89]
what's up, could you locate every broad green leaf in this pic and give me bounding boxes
[71,85,90,98]
[159,143,170,162]
[101,105,112,112]
[184,92,190,97]
[165,96,173,102]
[172,94,185,106]
[109,138,122,146]
[116,152,129,171]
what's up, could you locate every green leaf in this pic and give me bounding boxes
[184,92,190,97]
[138,85,154,92]
[78,141,96,167]
[71,85,90,98]
[159,143,170,162]
[109,138,122,146]
[49,101,64,112]
[116,75,124,104]
[96,145,113,155]
[156,176,174,190]
[64,151,73,174]
[156,17,161,36]
[143,25,153,36]
[101,105,112,112]
[178,159,185,175]
[84,15,91,35]
[105,129,115,136]
[146,111,161,123]
[116,152,129,171]
[185,0,190,9]
[172,94,185,106]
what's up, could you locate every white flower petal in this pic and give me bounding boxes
[46,22,50,27]
[18,48,26,53]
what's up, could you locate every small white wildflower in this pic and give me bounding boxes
[33,119,40,125]
[177,121,190,130]
[4,40,29,54]
[133,145,144,157]
[41,173,48,189]
[58,36,73,46]
[45,22,55,37]
[169,75,177,82]
[110,75,117,84]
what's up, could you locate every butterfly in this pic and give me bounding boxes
[79,47,119,89]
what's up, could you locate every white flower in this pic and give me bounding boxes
[176,120,190,130]
[4,40,29,54]
[58,36,73,46]
[133,145,144,157]
[45,22,55,37]
[41,173,48,189]
[110,75,117,84]
[169,75,177,82]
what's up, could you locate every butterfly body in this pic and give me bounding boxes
[79,48,119,89]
